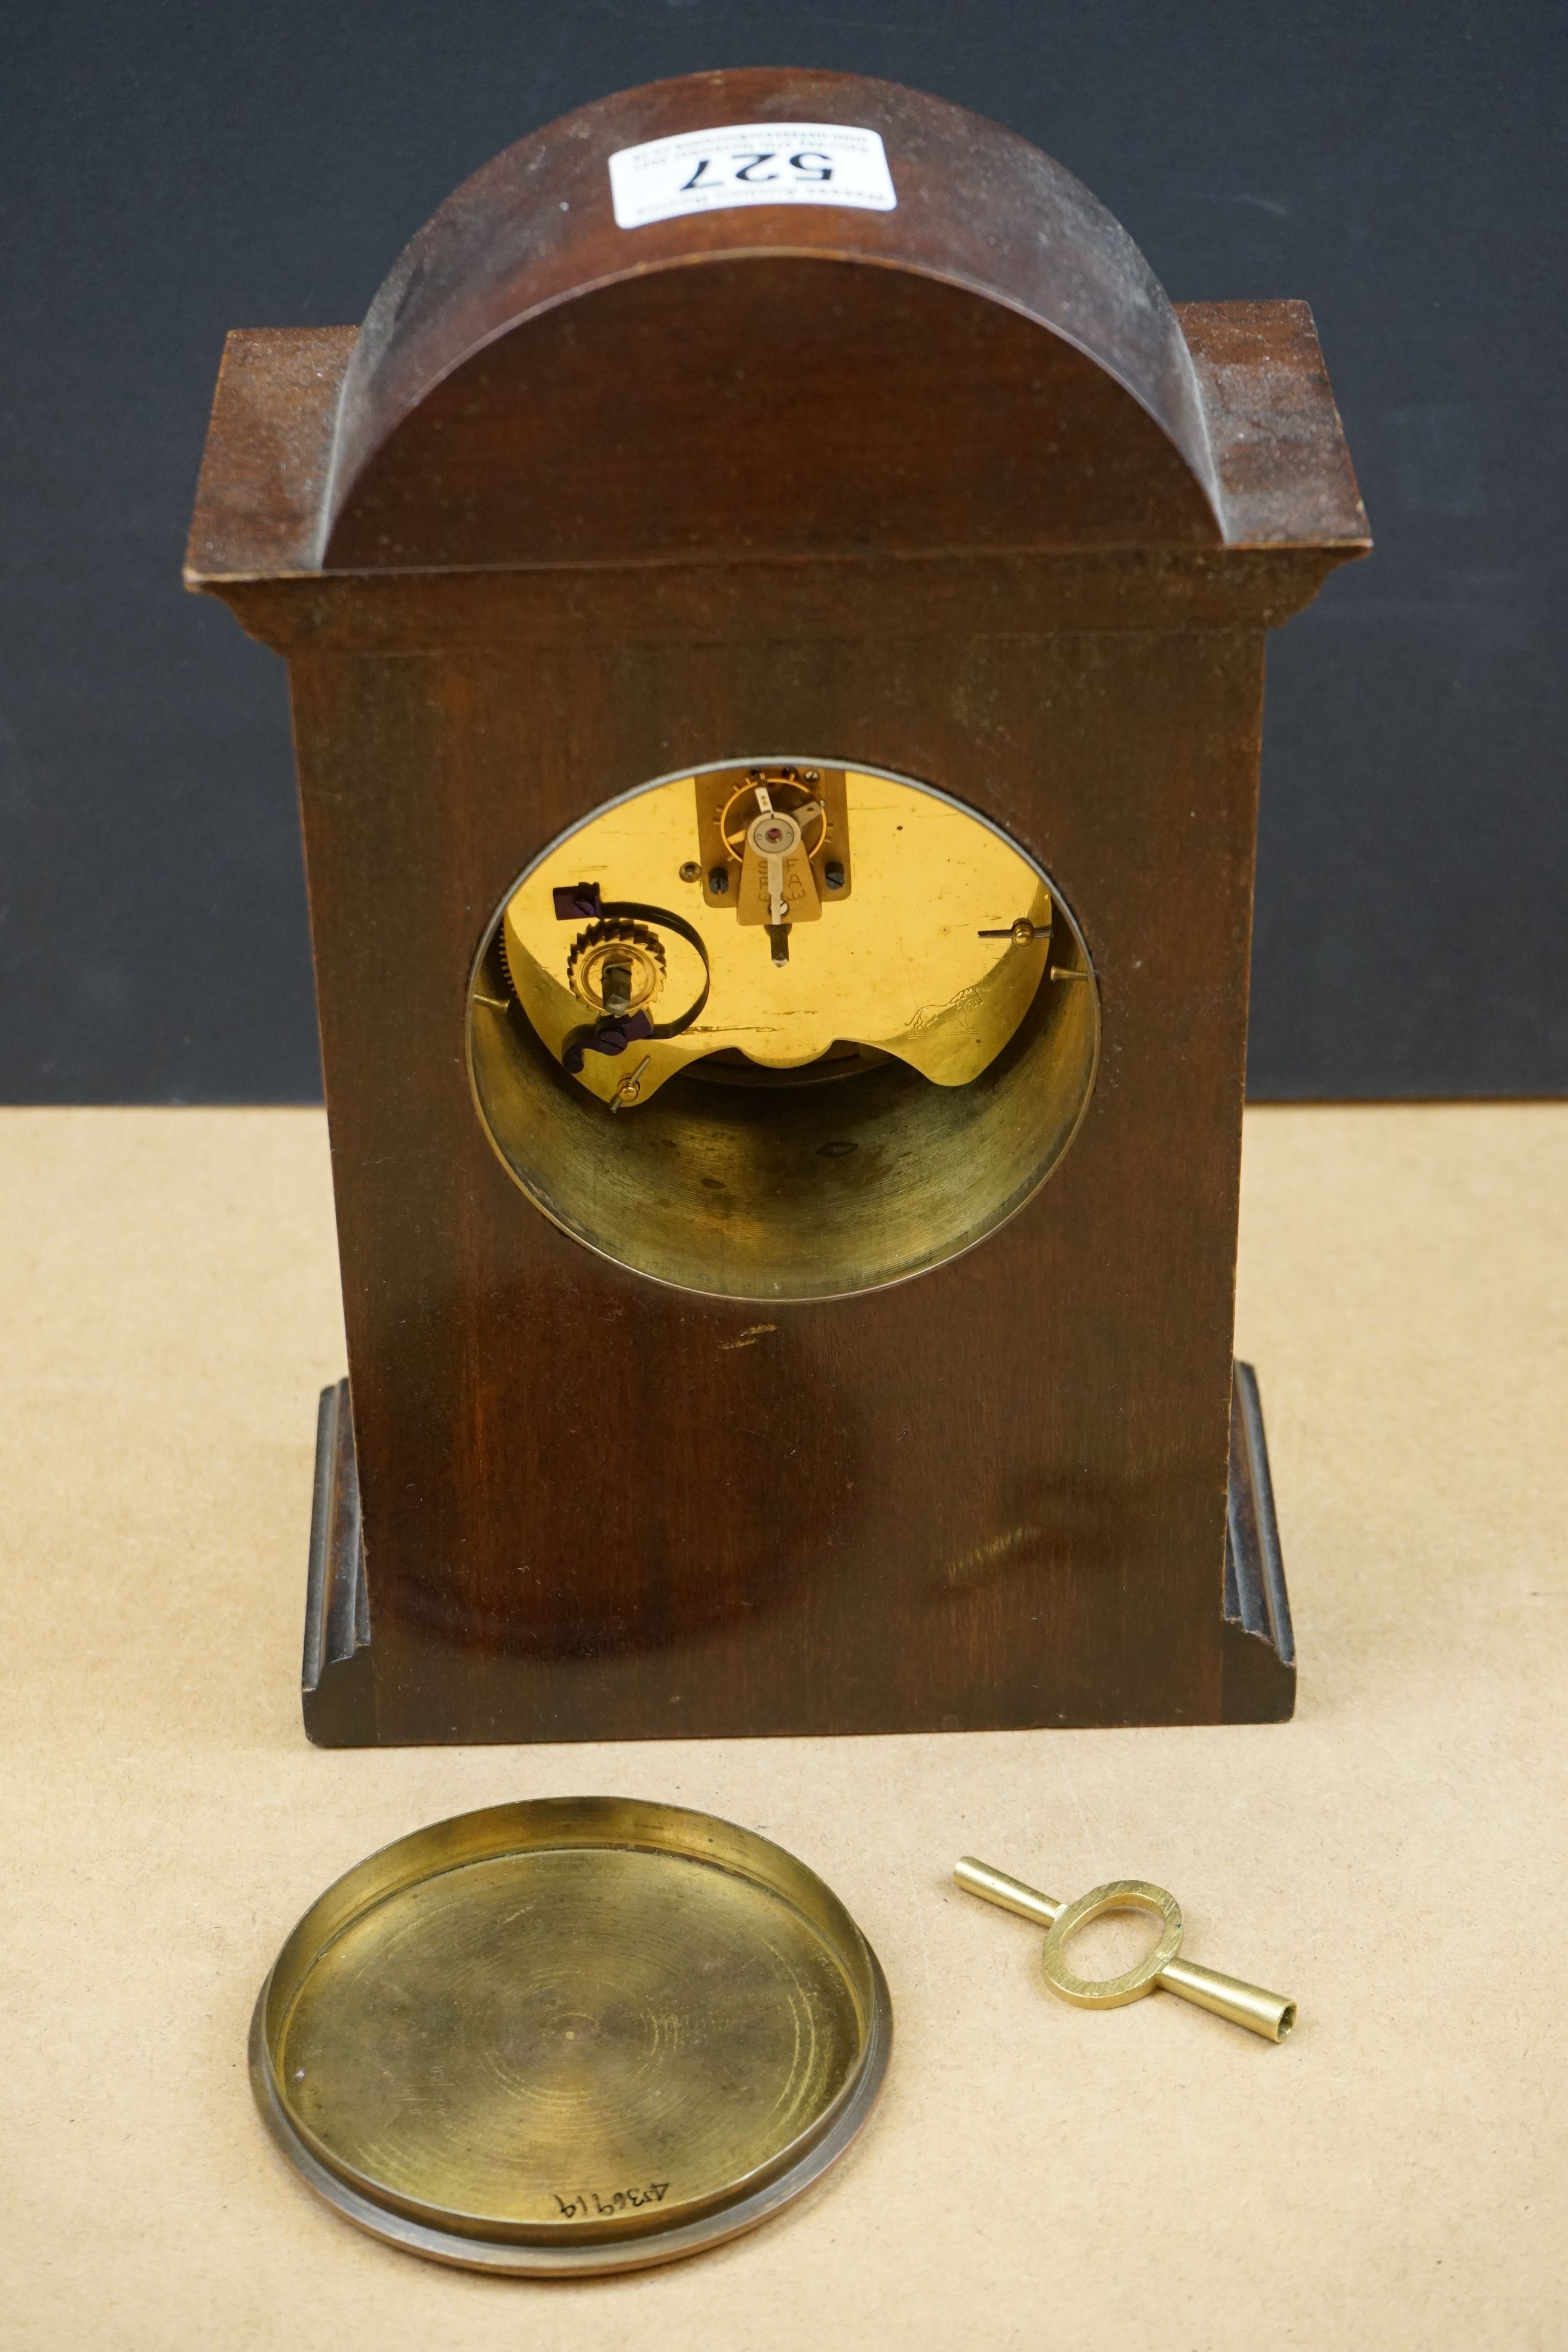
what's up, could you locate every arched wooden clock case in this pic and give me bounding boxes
[186,70,1368,1744]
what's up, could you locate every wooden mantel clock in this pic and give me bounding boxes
[186,70,1368,1745]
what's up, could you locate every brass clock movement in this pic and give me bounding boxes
[473,760,1097,1297]
[186,69,1368,1744]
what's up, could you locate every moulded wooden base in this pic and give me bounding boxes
[301,1380,373,1748]
[1221,1361,1297,1723]
[302,1362,1295,1748]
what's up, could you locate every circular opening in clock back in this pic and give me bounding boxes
[467,760,1099,1301]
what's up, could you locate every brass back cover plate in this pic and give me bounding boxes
[250,1796,892,2274]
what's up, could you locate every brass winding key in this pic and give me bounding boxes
[954,1857,1296,2042]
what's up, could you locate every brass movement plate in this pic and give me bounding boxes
[500,762,1057,1108]
[251,1797,892,2274]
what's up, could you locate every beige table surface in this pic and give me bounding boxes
[4,1104,1566,2350]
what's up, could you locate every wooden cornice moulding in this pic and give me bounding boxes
[187,305,1364,651]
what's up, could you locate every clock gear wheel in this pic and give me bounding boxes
[566,918,667,1017]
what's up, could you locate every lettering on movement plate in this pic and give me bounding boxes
[553,2180,671,2219]
[608,123,896,229]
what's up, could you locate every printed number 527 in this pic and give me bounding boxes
[680,151,834,191]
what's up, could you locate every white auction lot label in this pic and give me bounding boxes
[608,122,896,229]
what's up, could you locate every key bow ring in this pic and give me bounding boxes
[954,1858,1296,2042]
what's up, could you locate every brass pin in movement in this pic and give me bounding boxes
[953,1857,1296,2043]
[977,918,1049,942]
[609,1054,652,1113]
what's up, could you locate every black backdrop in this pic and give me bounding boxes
[3,0,1563,1101]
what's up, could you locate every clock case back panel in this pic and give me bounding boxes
[186,71,1368,1745]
